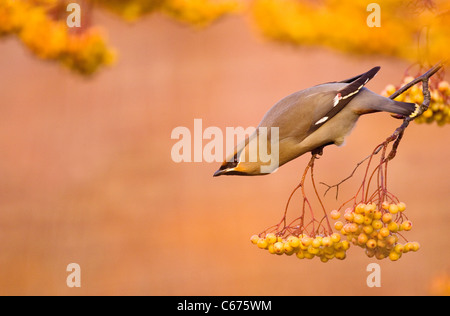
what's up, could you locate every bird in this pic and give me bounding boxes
[213,66,420,177]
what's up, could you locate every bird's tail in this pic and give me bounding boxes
[375,100,420,118]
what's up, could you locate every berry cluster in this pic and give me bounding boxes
[0,0,115,75]
[95,0,239,26]
[332,202,420,261]
[382,77,450,126]
[250,232,350,263]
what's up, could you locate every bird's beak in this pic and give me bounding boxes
[213,168,233,177]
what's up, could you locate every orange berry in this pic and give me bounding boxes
[344,212,354,222]
[366,239,377,249]
[379,227,390,238]
[382,213,392,223]
[357,233,369,245]
[349,223,358,233]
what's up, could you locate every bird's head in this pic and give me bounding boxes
[213,147,258,176]
[213,132,279,177]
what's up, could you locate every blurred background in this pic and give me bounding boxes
[0,0,449,295]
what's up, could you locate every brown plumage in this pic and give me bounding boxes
[214,67,418,177]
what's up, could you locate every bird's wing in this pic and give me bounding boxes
[307,66,381,134]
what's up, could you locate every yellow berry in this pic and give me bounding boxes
[307,245,319,255]
[403,242,413,253]
[330,210,341,220]
[389,204,399,214]
[372,220,383,230]
[365,203,377,214]
[394,244,404,254]
[363,225,374,235]
[341,240,350,250]
[334,221,344,230]
[330,233,341,243]
[375,250,388,260]
[267,244,275,254]
[438,81,449,92]
[288,236,300,248]
[389,251,401,261]
[423,109,433,118]
[401,220,413,231]
[373,210,383,220]
[265,233,277,244]
[382,201,390,210]
[322,237,333,247]
[250,235,259,244]
[304,251,315,259]
[354,214,364,224]
[355,203,366,214]
[283,242,294,253]
[363,216,373,225]
[387,221,399,232]
[335,251,346,260]
[301,236,312,247]
[397,202,406,212]
[273,242,284,254]
[257,239,268,249]
[312,238,322,248]
[411,242,420,252]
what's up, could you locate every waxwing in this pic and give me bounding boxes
[214,66,419,176]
